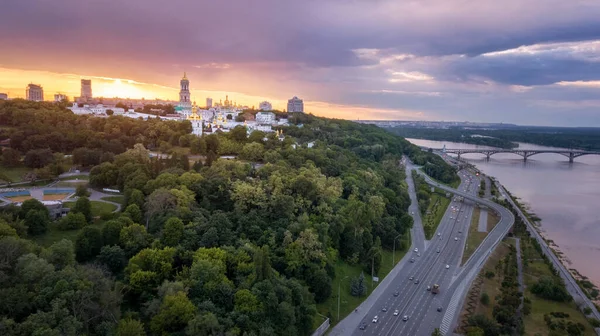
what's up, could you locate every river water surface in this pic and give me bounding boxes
[407,138,600,286]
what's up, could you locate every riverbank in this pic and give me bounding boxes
[407,138,600,291]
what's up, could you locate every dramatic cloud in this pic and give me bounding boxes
[1,0,600,125]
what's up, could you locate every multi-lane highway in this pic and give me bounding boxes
[330,156,515,336]
[347,164,482,336]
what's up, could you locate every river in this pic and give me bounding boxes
[407,138,600,286]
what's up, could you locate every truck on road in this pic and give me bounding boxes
[432,284,440,294]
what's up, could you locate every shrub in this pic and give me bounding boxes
[58,212,87,230]
[480,292,490,305]
[485,271,495,279]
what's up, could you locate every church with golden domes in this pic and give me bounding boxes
[187,103,203,136]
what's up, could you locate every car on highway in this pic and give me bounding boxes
[409,276,414,281]
[402,315,409,321]
[436,248,440,253]
[437,307,443,312]
[394,291,399,297]
[372,316,378,323]
[459,230,462,233]
[417,253,421,257]
[437,232,441,236]
[454,237,458,241]
[359,323,367,330]
[414,248,418,253]
[446,264,450,269]
[382,307,387,312]
[427,286,431,291]
[414,279,419,284]
[393,310,399,316]
[410,258,415,263]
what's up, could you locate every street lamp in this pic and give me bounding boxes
[337,276,350,321]
[392,233,403,266]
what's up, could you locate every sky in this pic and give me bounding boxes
[1,0,600,126]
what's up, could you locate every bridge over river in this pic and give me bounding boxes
[421,146,600,163]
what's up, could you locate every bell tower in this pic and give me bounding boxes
[179,72,191,110]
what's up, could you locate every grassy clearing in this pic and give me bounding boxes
[457,240,513,327]
[0,166,32,183]
[423,192,451,239]
[315,246,408,328]
[462,207,485,265]
[101,196,125,204]
[63,201,117,216]
[33,221,107,247]
[521,237,596,336]
[53,181,87,188]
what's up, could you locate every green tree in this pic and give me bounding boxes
[19,198,48,219]
[120,224,153,257]
[98,245,126,274]
[72,196,93,223]
[0,221,18,237]
[75,226,103,262]
[431,328,443,336]
[58,212,87,230]
[102,219,125,246]
[24,209,49,235]
[75,184,90,197]
[41,239,76,270]
[150,292,196,334]
[229,125,248,143]
[1,148,21,167]
[480,292,490,305]
[185,312,222,335]
[117,318,146,336]
[124,204,143,224]
[350,272,367,297]
[162,217,184,247]
[240,142,265,163]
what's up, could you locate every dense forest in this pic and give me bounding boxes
[0,100,458,335]
[386,126,600,151]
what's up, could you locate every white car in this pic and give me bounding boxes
[446,264,450,269]
[402,315,409,321]
[414,248,418,253]
[393,310,399,316]
[372,316,378,323]
[437,232,441,236]
[454,237,458,241]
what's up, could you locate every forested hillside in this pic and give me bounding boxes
[0,101,457,335]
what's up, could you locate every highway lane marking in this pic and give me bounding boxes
[382,178,476,336]
[391,172,481,336]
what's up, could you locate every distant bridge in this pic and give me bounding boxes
[421,147,600,163]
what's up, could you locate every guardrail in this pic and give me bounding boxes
[311,318,330,336]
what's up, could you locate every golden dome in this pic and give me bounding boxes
[182,72,188,80]
[187,104,202,120]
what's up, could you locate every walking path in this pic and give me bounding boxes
[497,182,600,328]
[514,238,525,314]
[477,208,488,232]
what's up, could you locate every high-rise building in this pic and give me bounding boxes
[80,79,92,100]
[0,93,7,100]
[206,97,213,108]
[54,94,68,102]
[259,101,272,111]
[179,72,191,111]
[287,96,304,113]
[26,84,44,102]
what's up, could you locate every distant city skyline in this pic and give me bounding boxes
[1,1,600,126]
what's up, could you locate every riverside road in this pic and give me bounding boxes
[330,157,515,336]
